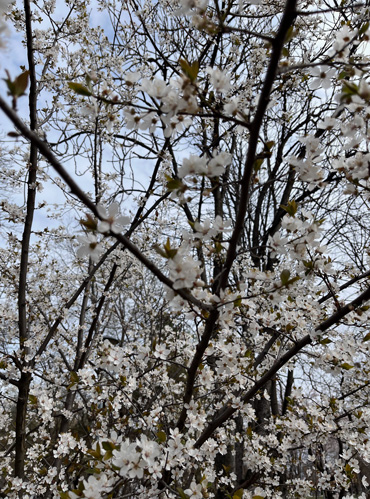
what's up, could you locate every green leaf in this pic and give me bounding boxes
[68,82,92,96]
[340,363,354,370]
[85,467,100,475]
[104,450,114,460]
[214,241,223,254]
[233,295,242,308]
[88,442,102,459]
[157,430,167,443]
[287,275,300,286]
[154,238,178,259]
[359,21,369,35]
[70,490,83,497]
[177,487,190,499]
[179,59,199,82]
[345,463,353,478]
[363,332,370,342]
[252,496,265,499]
[284,25,294,44]
[341,81,358,96]
[28,394,38,405]
[164,238,177,258]
[303,260,314,275]
[233,489,244,499]
[246,426,252,440]
[280,199,298,217]
[80,214,98,231]
[4,70,29,98]
[13,71,30,96]
[253,157,264,172]
[163,237,177,258]
[319,337,332,345]
[338,70,348,80]
[102,441,116,451]
[165,174,186,193]
[59,492,71,499]
[153,244,167,258]
[280,269,291,286]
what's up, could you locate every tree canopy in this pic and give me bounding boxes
[1,0,370,497]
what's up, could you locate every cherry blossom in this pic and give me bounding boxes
[70,475,113,499]
[96,202,130,234]
[140,77,168,99]
[124,71,140,86]
[112,440,140,477]
[208,150,232,176]
[213,215,232,233]
[138,435,161,467]
[0,0,11,48]
[178,155,208,178]
[173,0,208,16]
[76,234,103,262]
[2,0,370,498]
[309,65,336,90]
[124,107,142,130]
[206,66,231,93]
[139,112,159,133]
[168,245,202,289]
[223,97,240,116]
[184,481,204,498]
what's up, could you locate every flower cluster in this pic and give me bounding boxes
[288,135,325,188]
[269,209,326,264]
[0,0,11,48]
[168,244,203,289]
[96,202,130,234]
[192,215,232,241]
[76,202,130,262]
[178,151,232,178]
[112,435,162,479]
[123,74,198,137]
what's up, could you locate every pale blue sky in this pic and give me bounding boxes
[0,1,114,234]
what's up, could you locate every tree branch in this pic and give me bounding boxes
[0,96,213,313]
[195,283,370,447]
[217,0,298,292]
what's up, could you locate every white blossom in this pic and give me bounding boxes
[96,202,130,234]
[76,234,103,262]
[309,65,336,90]
[206,66,231,92]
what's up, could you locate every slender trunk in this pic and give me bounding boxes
[14,373,32,478]
[15,0,37,481]
[235,415,244,483]
[50,280,91,481]
[282,369,294,416]
[270,377,279,416]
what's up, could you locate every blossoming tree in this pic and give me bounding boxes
[1,0,370,497]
